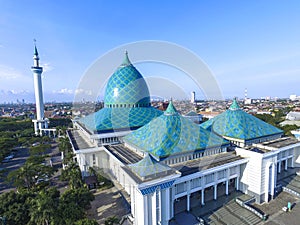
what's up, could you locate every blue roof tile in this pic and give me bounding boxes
[201,100,283,140]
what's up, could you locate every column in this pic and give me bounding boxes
[161,188,170,225]
[271,163,275,198]
[235,177,239,190]
[144,195,149,225]
[278,161,281,173]
[187,194,190,211]
[187,181,191,211]
[201,189,205,205]
[291,157,294,168]
[170,187,175,218]
[151,192,156,225]
[213,184,217,200]
[285,159,288,170]
[225,180,229,195]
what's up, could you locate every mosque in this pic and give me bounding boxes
[68,52,300,225]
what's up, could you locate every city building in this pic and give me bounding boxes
[191,91,195,103]
[68,52,300,225]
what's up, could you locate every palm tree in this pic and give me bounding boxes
[28,190,57,225]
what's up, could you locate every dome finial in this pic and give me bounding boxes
[229,98,240,110]
[120,50,132,67]
[164,99,178,115]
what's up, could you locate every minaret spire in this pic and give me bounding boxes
[31,40,48,136]
[33,39,40,67]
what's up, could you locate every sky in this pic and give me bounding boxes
[1,0,300,103]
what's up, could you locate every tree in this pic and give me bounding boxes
[75,218,99,225]
[56,202,85,225]
[60,187,95,210]
[0,190,34,225]
[58,137,72,154]
[104,216,119,225]
[6,156,54,190]
[60,161,84,189]
[29,144,51,156]
[28,188,60,225]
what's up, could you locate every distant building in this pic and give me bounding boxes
[286,111,300,121]
[191,91,195,103]
[290,94,300,101]
[183,110,202,123]
[244,98,252,104]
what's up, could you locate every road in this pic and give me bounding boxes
[0,147,29,192]
[0,142,63,193]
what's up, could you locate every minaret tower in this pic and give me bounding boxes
[31,40,48,136]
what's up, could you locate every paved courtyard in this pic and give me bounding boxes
[87,186,130,224]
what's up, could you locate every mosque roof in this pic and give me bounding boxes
[123,101,229,158]
[78,52,163,133]
[127,154,176,180]
[78,107,163,133]
[200,99,283,141]
[104,52,150,106]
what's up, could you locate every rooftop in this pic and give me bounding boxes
[105,144,143,164]
[127,154,178,181]
[68,130,94,150]
[261,137,299,148]
[171,151,245,176]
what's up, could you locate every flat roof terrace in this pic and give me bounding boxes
[105,144,143,165]
[171,152,245,176]
[67,130,94,150]
[261,137,299,148]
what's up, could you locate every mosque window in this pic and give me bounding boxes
[92,154,96,165]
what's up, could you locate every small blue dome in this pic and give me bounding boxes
[104,52,150,108]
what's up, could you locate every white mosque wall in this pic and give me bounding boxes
[236,144,298,203]
[225,134,282,148]
[236,148,265,202]
[124,141,228,165]
[101,146,137,195]
[295,145,300,167]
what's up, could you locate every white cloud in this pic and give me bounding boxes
[0,89,30,95]
[41,63,53,73]
[53,88,74,94]
[75,88,93,96]
[0,64,25,80]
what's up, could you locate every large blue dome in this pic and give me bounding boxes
[104,52,150,108]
